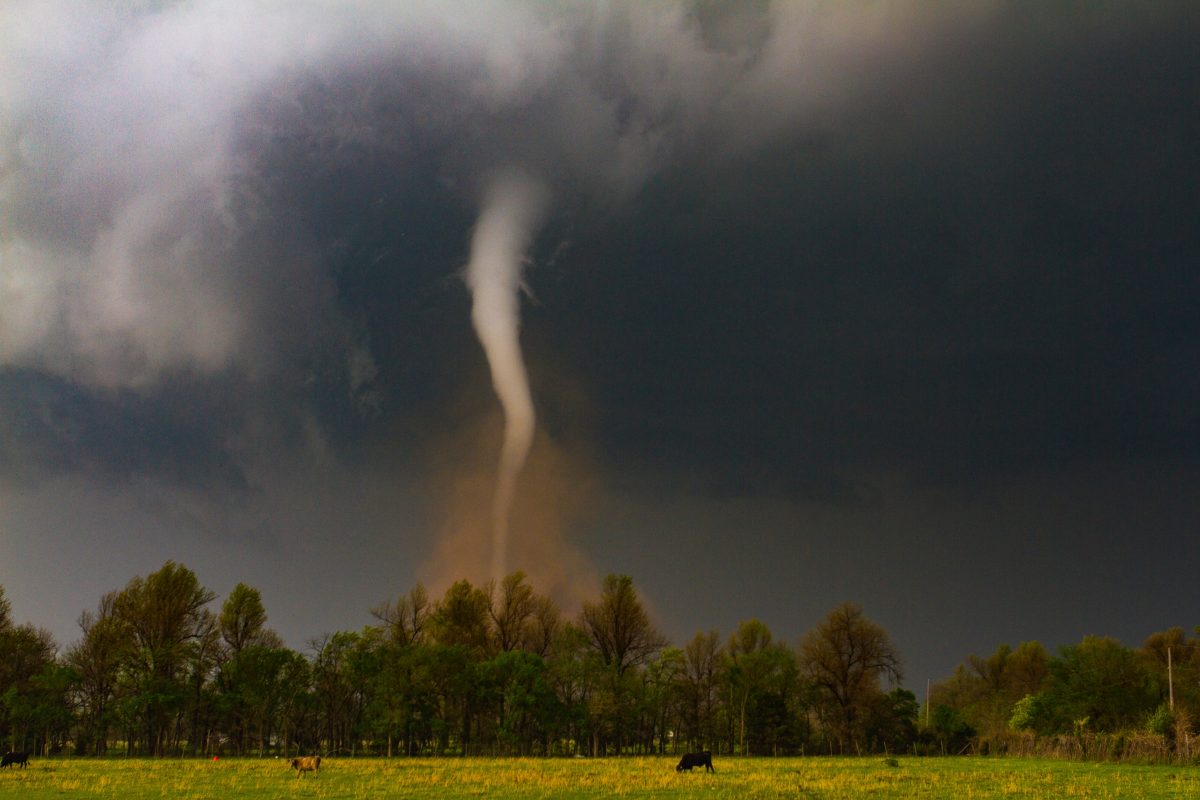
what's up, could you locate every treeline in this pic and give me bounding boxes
[0,562,910,758]
[929,630,1200,761]
[1,562,1192,761]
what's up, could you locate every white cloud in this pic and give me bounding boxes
[1,0,998,393]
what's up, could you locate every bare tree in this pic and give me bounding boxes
[371,584,430,647]
[799,602,901,753]
[523,594,561,658]
[0,585,12,633]
[682,630,721,751]
[579,574,666,676]
[488,572,538,653]
[65,592,125,755]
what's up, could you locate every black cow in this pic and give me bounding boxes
[0,752,28,769]
[676,751,714,772]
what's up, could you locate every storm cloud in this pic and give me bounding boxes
[1,1,1197,684]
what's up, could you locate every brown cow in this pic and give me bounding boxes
[290,756,321,777]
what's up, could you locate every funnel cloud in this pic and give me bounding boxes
[463,173,547,580]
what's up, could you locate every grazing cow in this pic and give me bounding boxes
[290,756,321,777]
[676,751,714,772]
[0,752,28,769]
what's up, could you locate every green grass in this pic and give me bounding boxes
[0,756,1197,798]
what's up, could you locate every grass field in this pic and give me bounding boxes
[0,756,1197,799]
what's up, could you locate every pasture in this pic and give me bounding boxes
[0,756,1197,799]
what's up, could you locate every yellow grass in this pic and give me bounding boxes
[0,756,1196,799]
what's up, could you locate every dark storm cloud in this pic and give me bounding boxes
[1,0,1197,682]
[0,0,999,485]
[0,370,250,489]
[528,0,1200,497]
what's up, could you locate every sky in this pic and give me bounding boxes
[1,0,1198,688]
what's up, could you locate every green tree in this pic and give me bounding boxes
[725,619,788,754]
[481,650,560,754]
[2,663,77,756]
[930,703,974,755]
[1008,692,1048,734]
[214,582,284,754]
[65,593,126,755]
[0,621,58,753]
[1142,628,1200,715]
[1039,636,1154,734]
[742,646,802,756]
[543,623,595,755]
[931,640,1049,745]
[431,580,492,654]
[310,630,375,754]
[578,575,666,756]
[644,647,686,754]
[0,586,59,752]
[112,561,217,755]
[219,583,274,656]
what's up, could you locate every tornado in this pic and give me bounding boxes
[464,172,547,581]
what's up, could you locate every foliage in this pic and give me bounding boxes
[932,641,1049,745]
[2,565,1200,762]
[1038,636,1155,734]
[1146,704,1174,739]
[1008,693,1046,734]
[929,704,974,754]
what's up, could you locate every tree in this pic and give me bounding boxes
[579,575,666,677]
[310,630,370,754]
[372,584,431,647]
[480,650,560,754]
[524,595,561,658]
[2,662,77,756]
[1142,628,1200,714]
[931,640,1049,746]
[799,602,901,753]
[644,647,685,754]
[1039,636,1154,734]
[219,583,273,656]
[0,621,58,753]
[577,575,666,755]
[112,561,216,755]
[489,572,538,654]
[214,583,284,754]
[740,645,802,756]
[929,703,974,755]
[430,580,492,654]
[544,623,595,755]
[0,586,12,633]
[725,619,782,754]
[65,593,126,755]
[680,630,721,752]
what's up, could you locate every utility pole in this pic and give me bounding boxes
[1168,646,1175,711]
[925,679,931,728]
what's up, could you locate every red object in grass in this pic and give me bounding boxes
[213,756,219,762]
